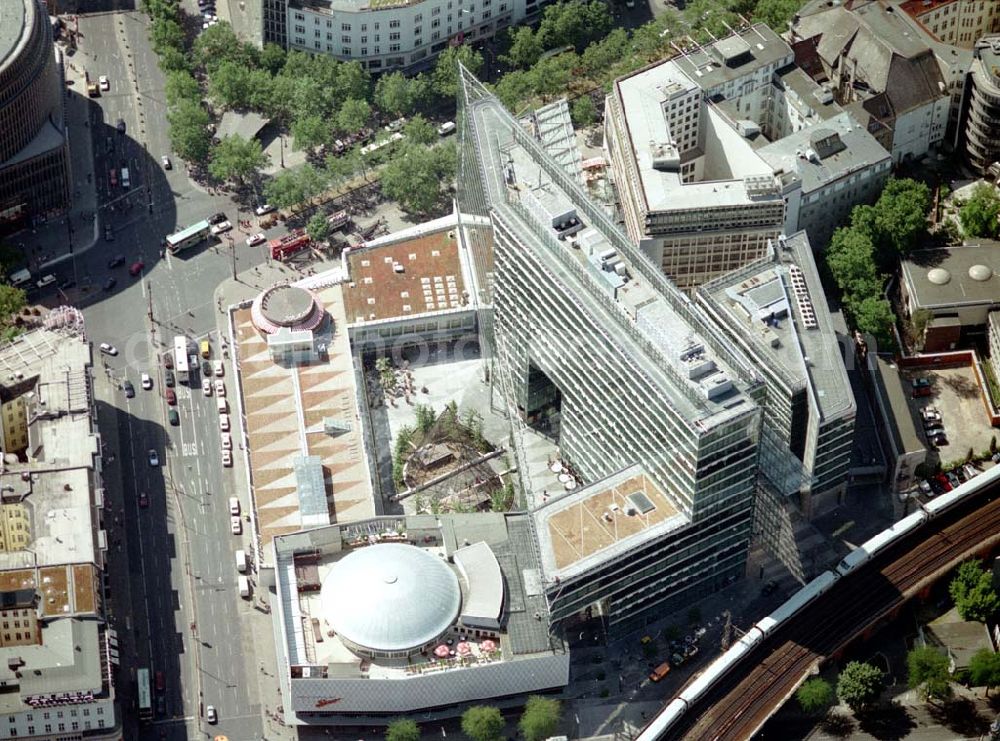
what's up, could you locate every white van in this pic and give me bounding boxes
[229,497,240,516]
[235,549,248,573]
[9,269,31,287]
[437,121,456,136]
[216,396,227,414]
[121,168,130,188]
[238,574,250,598]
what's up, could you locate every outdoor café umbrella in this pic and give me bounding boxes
[434,644,450,658]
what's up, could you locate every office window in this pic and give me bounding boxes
[389,19,400,27]
[327,31,333,39]
[315,29,321,37]
[295,25,305,33]
[432,6,440,14]
[361,35,367,42]
[342,34,351,42]
[342,22,351,30]
[389,43,400,51]
[361,47,368,55]
[414,25,421,34]
[389,31,400,40]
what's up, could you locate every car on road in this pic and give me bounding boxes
[161,156,172,170]
[165,370,175,388]
[104,224,114,242]
[208,212,227,225]
[123,380,135,398]
[108,168,117,188]
[138,491,149,508]
[168,408,180,426]
[254,204,275,216]
[141,373,153,390]
[912,377,932,388]
[215,379,226,397]
[213,360,224,377]
[210,220,232,235]
[202,378,212,396]
[921,406,941,423]
[221,432,232,451]
[155,696,165,717]
[165,388,177,405]
[129,260,144,276]
[99,342,118,356]
[206,706,217,724]
[912,385,933,398]
[164,354,174,369]
[116,118,126,134]
[246,232,266,247]
[222,449,233,467]
[98,75,110,91]
[148,449,159,467]
[103,276,117,292]
[230,515,242,535]
[108,255,125,269]
[202,360,212,377]
[229,496,240,515]
[219,414,230,432]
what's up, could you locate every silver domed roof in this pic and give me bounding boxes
[320,543,461,653]
[969,264,992,282]
[927,268,951,285]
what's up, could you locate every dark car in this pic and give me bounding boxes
[761,579,779,596]
[165,388,177,405]
[139,491,149,508]
[155,695,165,716]
[103,276,117,292]
[165,369,175,387]
[123,380,135,398]
[208,212,227,225]
[168,408,180,426]
[116,118,126,134]
[935,473,953,492]
[912,385,933,398]
[930,433,948,447]
[104,225,114,242]
[202,360,212,377]
[107,255,125,269]
[59,278,75,290]
[164,353,174,369]
[911,377,932,389]
[129,260,144,276]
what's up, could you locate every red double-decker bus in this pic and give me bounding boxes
[269,230,310,260]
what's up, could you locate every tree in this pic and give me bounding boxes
[529,53,578,101]
[208,135,269,186]
[385,719,420,741]
[150,18,184,54]
[850,296,895,351]
[337,98,371,134]
[306,213,332,243]
[375,72,417,118]
[0,285,26,328]
[380,143,455,214]
[164,70,200,107]
[752,0,804,31]
[263,164,328,210]
[571,95,597,127]
[907,645,952,703]
[519,696,561,741]
[432,45,483,99]
[461,706,504,741]
[260,43,288,75]
[538,0,613,51]
[403,115,437,146]
[959,183,1000,238]
[968,648,1000,696]
[796,677,834,715]
[503,26,544,69]
[208,60,255,109]
[949,559,1000,622]
[826,227,879,297]
[872,178,931,257]
[157,45,192,74]
[836,661,885,713]
[580,28,630,77]
[167,99,212,162]
[194,22,260,74]
[291,115,331,152]
[494,70,536,111]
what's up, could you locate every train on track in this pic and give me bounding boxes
[636,461,1000,741]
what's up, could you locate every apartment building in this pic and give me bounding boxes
[0,315,119,740]
[459,68,769,634]
[604,29,788,291]
[267,0,528,73]
[697,232,856,516]
[966,36,1000,174]
[899,0,1000,49]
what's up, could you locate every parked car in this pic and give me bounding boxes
[911,377,932,389]
[213,360,224,377]
[141,373,153,390]
[164,354,174,369]
[165,388,177,405]
[918,479,932,496]
[210,220,232,235]
[912,385,933,398]
[98,75,110,91]
[162,156,172,170]
[921,406,941,422]
[935,473,952,492]
[929,433,949,448]
[208,212,227,225]
[138,491,149,508]
[148,449,159,466]
[222,449,233,467]
[168,408,180,426]
[231,515,242,535]
[246,232,266,247]
[129,260,144,276]
[221,432,232,450]
[123,380,135,398]
[215,379,226,397]
[202,378,212,396]
[924,425,945,438]
[964,463,980,480]
[946,471,962,489]
[99,342,118,356]
[103,276,117,292]
[165,370,175,388]
[254,204,275,216]
[202,360,212,377]
[107,254,125,269]
[219,414,230,432]
[206,706,217,724]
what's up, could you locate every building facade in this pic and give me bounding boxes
[0,0,71,230]
[966,36,1000,175]
[268,0,534,72]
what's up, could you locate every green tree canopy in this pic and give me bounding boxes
[907,645,952,703]
[306,213,332,243]
[0,285,26,329]
[503,26,544,69]
[461,705,504,741]
[959,183,1000,238]
[164,70,200,107]
[167,98,212,162]
[571,95,597,128]
[796,677,834,715]
[336,98,372,134]
[872,178,931,258]
[403,115,437,147]
[494,70,535,111]
[949,559,1000,622]
[529,53,578,100]
[375,72,418,118]
[836,661,885,713]
[752,0,804,31]
[194,22,260,74]
[385,719,420,741]
[432,45,484,99]
[380,143,456,215]
[208,60,255,110]
[208,135,269,185]
[157,45,192,74]
[968,648,1000,696]
[538,0,613,51]
[580,28,630,78]
[263,164,328,210]
[291,115,331,152]
[259,43,288,75]
[826,227,879,297]
[519,696,561,741]
[150,18,185,54]
[852,296,895,350]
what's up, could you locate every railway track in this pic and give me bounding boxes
[674,489,1000,741]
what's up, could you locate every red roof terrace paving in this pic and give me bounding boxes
[342,229,468,323]
[233,282,374,558]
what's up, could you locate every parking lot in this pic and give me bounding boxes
[903,365,998,489]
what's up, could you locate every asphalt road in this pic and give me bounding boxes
[58,10,275,741]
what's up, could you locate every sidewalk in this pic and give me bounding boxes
[16,54,100,272]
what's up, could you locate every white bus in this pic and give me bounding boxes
[166,220,211,253]
[173,336,192,384]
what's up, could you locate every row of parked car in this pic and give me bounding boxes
[919,461,983,497]
[919,404,947,448]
